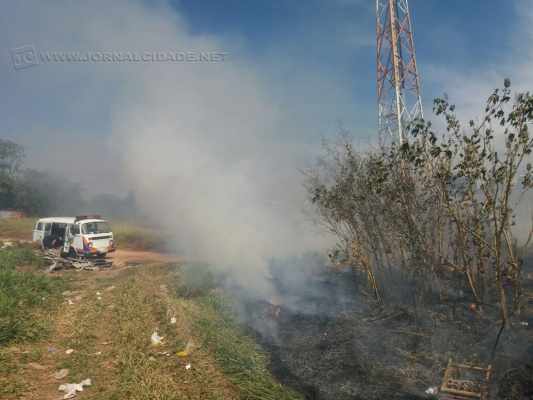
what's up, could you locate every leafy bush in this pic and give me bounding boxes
[307,81,533,330]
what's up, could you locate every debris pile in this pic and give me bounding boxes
[38,249,112,272]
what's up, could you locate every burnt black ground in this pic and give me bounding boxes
[230,254,533,400]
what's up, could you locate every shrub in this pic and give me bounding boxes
[307,81,533,332]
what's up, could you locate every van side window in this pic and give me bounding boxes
[37,222,43,231]
[71,224,80,235]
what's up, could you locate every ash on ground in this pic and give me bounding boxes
[232,254,533,400]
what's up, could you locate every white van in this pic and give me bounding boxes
[33,215,116,257]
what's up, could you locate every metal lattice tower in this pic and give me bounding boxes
[376,0,423,144]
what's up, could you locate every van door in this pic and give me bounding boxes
[62,225,71,255]
[32,221,44,243]
[71,224,83,254]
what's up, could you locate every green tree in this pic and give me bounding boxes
[0,139,25,209]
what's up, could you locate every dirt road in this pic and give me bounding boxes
[0,250,240,400]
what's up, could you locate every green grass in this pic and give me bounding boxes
[109,222,167,251]
[175,263,217,298]
[170,263,301,399]
[189,293,302,400]
[0,246,65,344]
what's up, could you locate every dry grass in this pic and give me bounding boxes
[0,217,36,240]
[111,222,167,251]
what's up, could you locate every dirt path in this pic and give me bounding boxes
[1,251,238,400]
[109,248,181,266]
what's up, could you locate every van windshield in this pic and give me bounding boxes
[81,221,111,234]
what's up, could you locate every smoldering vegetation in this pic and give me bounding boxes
[222,253,532,400]
[215,84,533,400]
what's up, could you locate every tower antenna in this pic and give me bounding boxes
[376,0,423,144]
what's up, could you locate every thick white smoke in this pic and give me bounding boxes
[93,2,332,295]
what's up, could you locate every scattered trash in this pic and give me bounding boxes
[96,291,101,296]
[40,249,111,272]
[47,346,58,353]
[58,378,91,399]
[520,321,529,327]
[425,386,438,395]
[148,356,156,361]
[62,291,73,296]
[105,285,115,291]
[170,317,177,325]
[67,299,74,305]
[151,331,164,346]
[65,349,74,355]
[176,339,196,357]
[185,363,191,370]
[28,362,47,370]
[53,369,70,380]
[74,295,83,301]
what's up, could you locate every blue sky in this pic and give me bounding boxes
[0,0,530,192]
[1,0,531,271]
[171,0,517,109]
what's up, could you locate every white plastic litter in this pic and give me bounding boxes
[520,321,529,327]
[65,349,74,355]
[67,299,74,305]
[425,387,438,395]
[185,363,191,370]
[151,331,164,346]
[53,368,70,379]
[58,378,91,399]
[170,317,177,325]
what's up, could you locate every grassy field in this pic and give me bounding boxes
[111,222,167,251]
[0,245,67,397]
[0,217,167,251]
[0,248,299,399]
[0,246,66,345]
